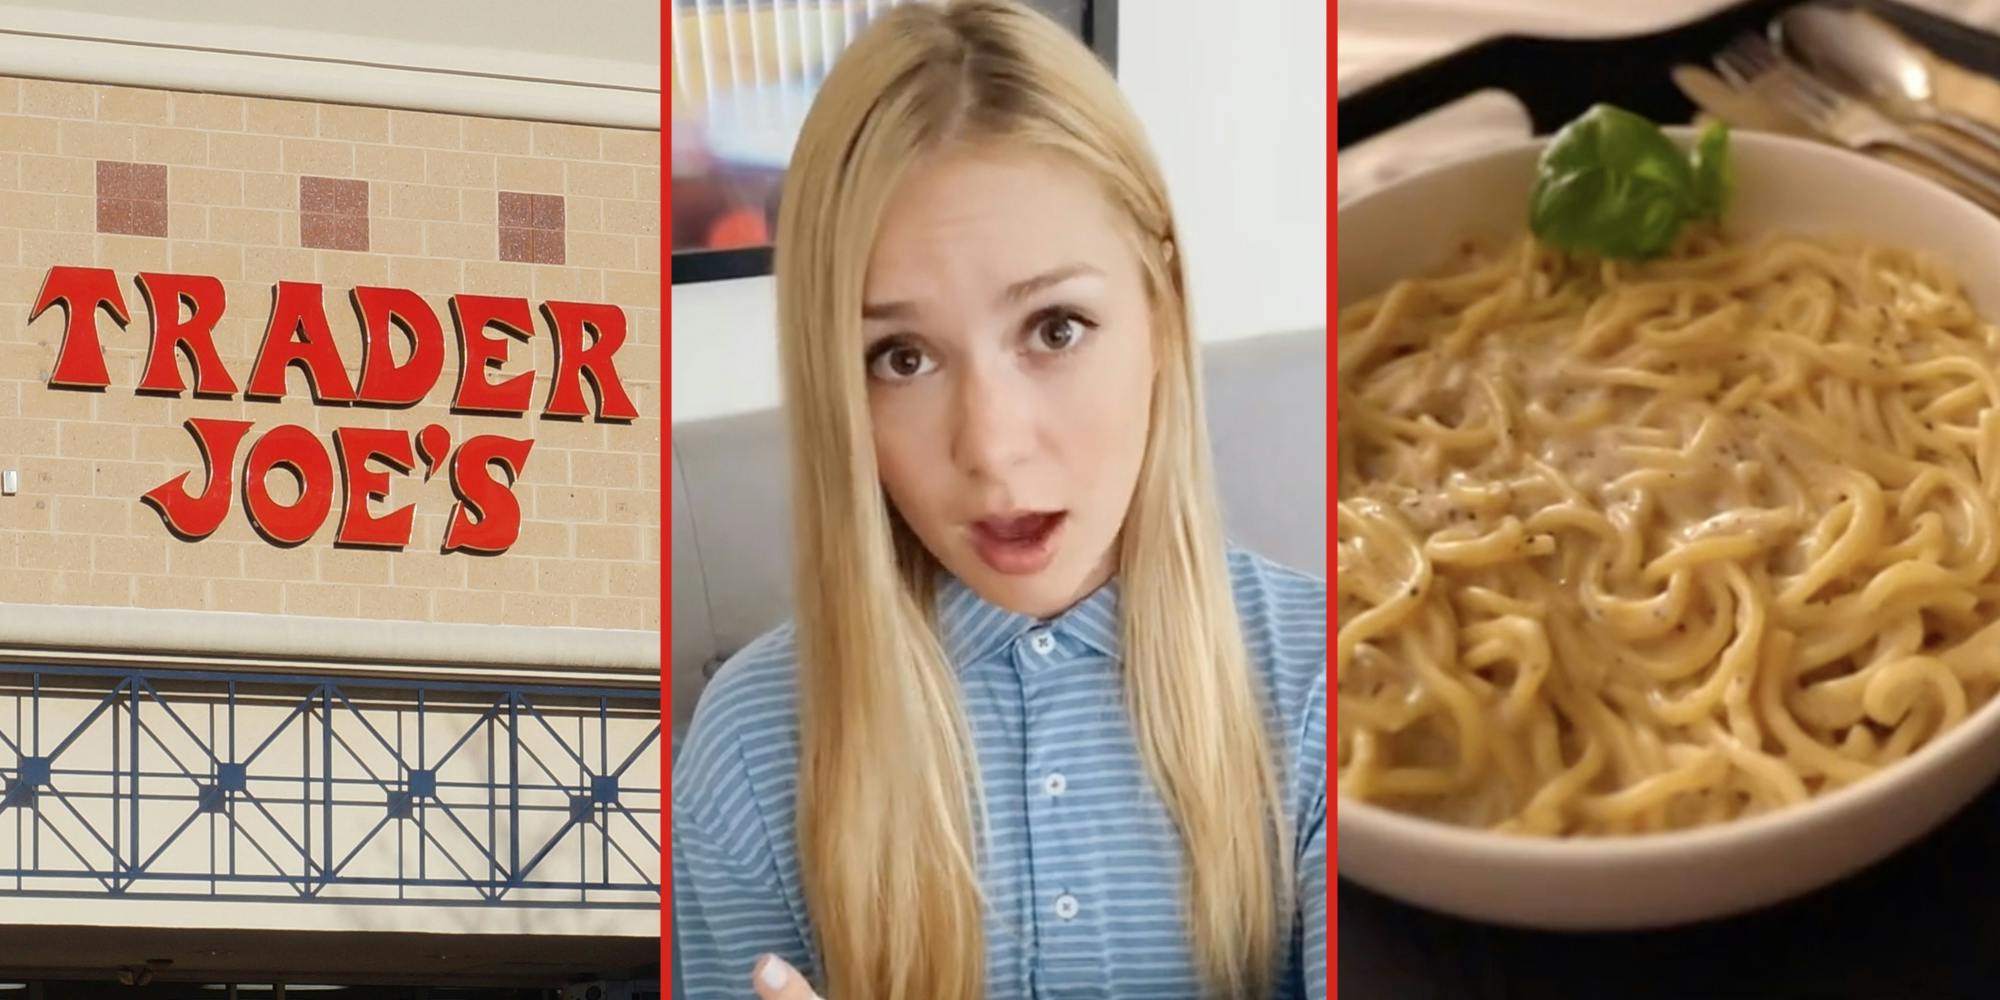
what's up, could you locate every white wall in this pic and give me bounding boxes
[671,0,1328,422]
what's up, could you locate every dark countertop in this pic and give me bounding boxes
[1337,782,2000,999]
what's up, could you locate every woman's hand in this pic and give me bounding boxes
[752,954,824,1000]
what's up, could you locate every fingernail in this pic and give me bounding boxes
[757,954,788,990]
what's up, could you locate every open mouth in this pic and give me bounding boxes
[970,511,1067,575]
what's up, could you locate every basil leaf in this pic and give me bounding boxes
[1689,120,1733,220]
[1528,104,1728,261]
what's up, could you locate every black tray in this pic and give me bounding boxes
[1335,4,2000,999]
[1337,0,2000,149]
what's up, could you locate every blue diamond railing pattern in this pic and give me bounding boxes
[0,663,661,908]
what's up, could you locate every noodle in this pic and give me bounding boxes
[1335,230,2000,835]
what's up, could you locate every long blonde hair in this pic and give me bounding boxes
[774,3,1293,997]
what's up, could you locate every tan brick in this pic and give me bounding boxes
[0,491,52,530]
[527,419,604,452]
[609,562,655,595]
[496,156,563,193]
[133,575,209,609]
[241,172,292,210]
[0,382,15,417]
[460,261,534,296]
[388,257,460,293]
[52,572,132,606]
[240,246,317,284]
[21,80,94,118]
[318,105,389,143]
[567,161,635,200]
[282,138,353,177]
[451,119,524,156]
[169,166,242,206]
[605,488,652,526]
[575,595,647,629]
[310,548,388,584]
[509,520,569,558]
[600,130,659,165]
[533,266,601,303]
[354,585,433,621]
[434,589,503,624]
[371,218,421,256]
[243,98,315,137]
[92,535,166,575]
[503,591,572,626]
[241,545,316,582]
[284,581,359,618]
[386,184,459,222]
[424,222,491,260]
[134,126,207,167]
[604,270,658,308]
[59,422,132,460]
[0,115,59,155]
[601,199,660,237]
[636,236,659,271]
[95,460,163,498]
[59,121,135,160]
[574,523,639,560]
[57,495,130,534]
[167,538,244,578]
[389,111,461,150]
[18,533,90,572]
[209,132,282,172]
[569,451,637,489]
[0,79,19,114]
[391,554,466,588]
[95,232,169,269]
[635,166,660,200]
[465,556,535,592]
[568,233,635,271]
[315,251,389,289]
[172,93,245,131]
[19,154,91,195]
[534,485,602,521]
[0,566,56,602]
[167,241,245,280]
[166,200,205,239]
[6,190,82,233]
[21,230,94,268]
[210,577,281,614]
[21,457,91,497]
[532,123,598,160]
[427,150,495,189]
[355,144,425,183]
[209,207,282,246]
[0,153,19,193]
[97,88,172,126]
[536,559,606,595]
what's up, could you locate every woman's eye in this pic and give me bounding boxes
[1028,311,1092,354]
[867,342,936,381]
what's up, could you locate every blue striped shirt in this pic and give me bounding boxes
[672,546,1327,998]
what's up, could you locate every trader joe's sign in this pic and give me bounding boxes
[30,266,638,554]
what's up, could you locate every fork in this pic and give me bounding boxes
[1714,33,2000,207]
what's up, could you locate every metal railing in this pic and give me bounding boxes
[0,664,661,908]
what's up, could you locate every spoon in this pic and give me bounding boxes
[1775,3,2000,155]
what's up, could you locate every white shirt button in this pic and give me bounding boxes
[1028,630,1056,655]
[1054,893,1080,920]
[1043,772,1067,797]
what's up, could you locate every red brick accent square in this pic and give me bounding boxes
[96,161,168,237]
[498,191,564,264]
[300,176,368,252]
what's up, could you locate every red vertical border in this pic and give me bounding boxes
[1326,2,1340,998]
[660,3,676,991]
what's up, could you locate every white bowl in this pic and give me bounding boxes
[1336,128,2000,930]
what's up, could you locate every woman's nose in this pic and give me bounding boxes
[951,362,1036,480]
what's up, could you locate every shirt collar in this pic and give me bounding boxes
[935,572,1123,669]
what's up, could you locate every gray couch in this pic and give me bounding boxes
[669,327,1327,737]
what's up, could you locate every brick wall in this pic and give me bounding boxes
[0,77,661,632]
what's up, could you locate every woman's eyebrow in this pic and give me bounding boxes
[861,262,1103,320]
[1001,262,1102,304]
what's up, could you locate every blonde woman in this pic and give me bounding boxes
[671,2,1326,997]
